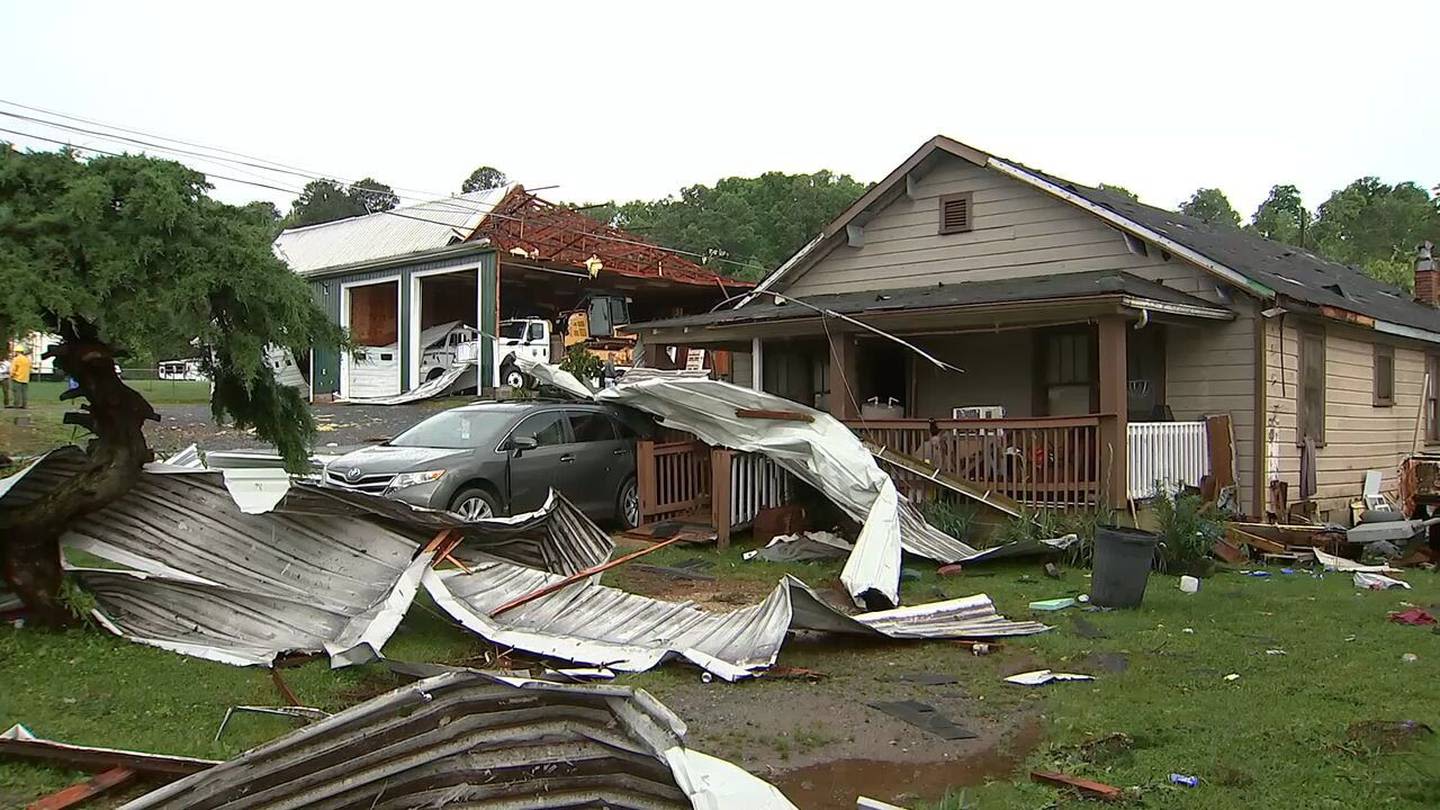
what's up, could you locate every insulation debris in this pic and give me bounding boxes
[425,560,1048,681]
[121,670,796,809]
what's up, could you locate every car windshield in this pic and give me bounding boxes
[389,409,515,449]
[498,322,527,340]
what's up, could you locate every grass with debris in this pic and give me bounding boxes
[0,380,212,458]
[2,543,1439,807]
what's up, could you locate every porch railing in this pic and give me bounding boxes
[1127,421,1209,500]
[635,439,711,525]
[635,441,796,547]
[844,416,1105,507]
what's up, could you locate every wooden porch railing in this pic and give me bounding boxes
[635,441,795,548]
[844,416,1106,507]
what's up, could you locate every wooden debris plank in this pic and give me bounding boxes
[1225,526,1286,554]
[1031,771,1123,801]
[1212,539,1247,564]
[862,440,1024,519]
[734,408,814,423]
[0,735,217,777]
[27,767,136,810]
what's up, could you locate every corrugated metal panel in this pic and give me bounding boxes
[273,188,505,275]
[122,671,797,810]
[426,566,1048,681]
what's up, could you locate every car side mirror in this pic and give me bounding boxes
[511,435,538,455]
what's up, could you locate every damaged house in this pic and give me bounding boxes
[272,185,747,401]
[629,136,1440,521]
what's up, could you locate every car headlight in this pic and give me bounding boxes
[388,470,446,491]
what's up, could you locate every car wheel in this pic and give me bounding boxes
[450,487,499,521]
[616,476,640,529]
[501,364,528,389]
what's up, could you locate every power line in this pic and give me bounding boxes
[0,123,770,277]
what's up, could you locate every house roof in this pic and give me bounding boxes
[273,187,505,275]
[632,270,1231,332]
[273,185,748,291]
[743,136,1440,342]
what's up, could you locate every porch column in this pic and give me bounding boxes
[1098,314,1128,508]
[751,336,764,391]
[827,330,859,420]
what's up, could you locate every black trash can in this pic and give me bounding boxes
[1091,526,1158,608]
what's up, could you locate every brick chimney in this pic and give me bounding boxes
[1416,241,1438,307]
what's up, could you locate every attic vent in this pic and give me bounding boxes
[938,193,973,234]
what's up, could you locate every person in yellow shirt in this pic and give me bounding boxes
[10,348,31,409]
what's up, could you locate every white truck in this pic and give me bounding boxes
[493,318,554,388]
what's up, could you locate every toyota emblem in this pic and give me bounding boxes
[344,467,362,482]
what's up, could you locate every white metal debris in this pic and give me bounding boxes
[1003,669,1094,686]
[121,670,797,809]
[1353,571,1411,590]
[425,561,1049,681]
[1313,547,1399,573]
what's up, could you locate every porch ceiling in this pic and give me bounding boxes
[634,270,1233,343]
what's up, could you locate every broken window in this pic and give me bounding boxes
[1298,329,1326,445]
[1374,344,1395,408]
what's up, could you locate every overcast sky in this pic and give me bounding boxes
[3,1,1436,222]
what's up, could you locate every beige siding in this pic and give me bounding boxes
[1166,300,1257,512]
[1263,319,1426,520]
[786,156,1218,301]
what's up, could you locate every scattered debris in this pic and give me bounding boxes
[1004,670,1094,686]
[866,700,977,740]
[1179,575,1200,593]
[1314,547,1400,573]
[937,563,965,576]
[427,564,1048,681]
[1266,649,1287,656]
[1028,597,1078,611]
[1354,572,1411,590]
[0,724,218,776]
[213,705,329,742]
[1402,652,1420,663]
[1169,773,1200,788]
[748,530,853,563]
[122,671,798,809]
[857,798,910,810]
[1224,673,1241,682]
[1044,562,1062,579]
[27,765,137,810]
[1347,517,1440,546]
[764,665,827,682]
[1388,608,1436,626]
[863,441,1023,519]
[1030,771,1123,801]
[488,532,691,616]
[1211,538,1247,564]
[623,520,719,545]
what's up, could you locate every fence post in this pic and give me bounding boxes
[710,448,733,550]
[636,440,657,526]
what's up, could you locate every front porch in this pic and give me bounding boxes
[632,273,1237,509]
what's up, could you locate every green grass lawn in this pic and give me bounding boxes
[2,545,1438,807]
[1,379,212,459]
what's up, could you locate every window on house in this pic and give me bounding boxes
[1041,329,1096,416]
[1374,344,1395,407]
[938,192,973,235]
[1298,329,1326,445]
[1427,356,1440,443]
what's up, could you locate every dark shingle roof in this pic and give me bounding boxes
[1019,168,1439,333]
[632,270,1228,331]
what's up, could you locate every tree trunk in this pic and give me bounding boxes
[0,335,156,627]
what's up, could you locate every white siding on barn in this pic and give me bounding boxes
[350,345,402,399]
[1263,319,1426,520]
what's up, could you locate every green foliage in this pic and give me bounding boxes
[998,504,1115,568]
[1248,183,1311,246]
[1180,187,1242,228]
[284,176,398,228]
[0,146,345,471]
[461,166,507,193]
[58,578,96,624]
[1151,486,1225,573]
[1309,177,1440,290]
[918,498,978,542]
[1096,183,1139,201]
[559,344,603,382]
[591,170,869,280]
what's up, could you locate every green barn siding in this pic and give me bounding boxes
[304,249,497,397]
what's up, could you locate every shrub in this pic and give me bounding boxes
[1152,485,1225,573]
[997,504,1116,568]
[919,498,978,543]
[559,345,604,383]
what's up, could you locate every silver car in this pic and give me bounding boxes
[322,401,641,527]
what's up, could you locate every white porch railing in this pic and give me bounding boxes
[729,452,793,529]
[1127,421,1209,500]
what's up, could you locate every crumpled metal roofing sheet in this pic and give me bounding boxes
[337,361,474,405]
[121,670,797,810]
[272,187,506,275]
[0,447,614,666]
[426,563,1048,681]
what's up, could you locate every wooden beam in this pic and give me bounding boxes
[490,533,691,617]
[827,330,859,420]
[0,734,217,777]
[711,448,733,551]
[1031,771,1123,802]
[1097,315,1128,509]
[735,408,814,423]
[27,767,137,810]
